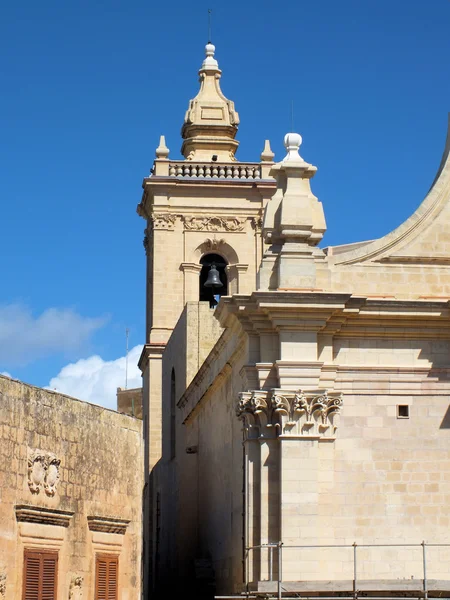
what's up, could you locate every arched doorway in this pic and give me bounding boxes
[199,253,228,307]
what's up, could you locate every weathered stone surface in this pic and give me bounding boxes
[0,375,143,599]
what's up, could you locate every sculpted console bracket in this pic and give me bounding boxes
[237,389,343,439]
[27,448,61,496]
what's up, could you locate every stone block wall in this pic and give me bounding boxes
[0,375,143,599]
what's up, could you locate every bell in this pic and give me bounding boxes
[204,264,222,288]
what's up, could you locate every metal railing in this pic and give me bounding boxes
[168,161,262,180]
[241,542,450,600]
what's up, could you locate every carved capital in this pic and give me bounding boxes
[237,389,343,440]
[183,216,246,232]
[27,448,61,496]
[143,226,153,256]
[151,213,177,230]
[251,216,263,232]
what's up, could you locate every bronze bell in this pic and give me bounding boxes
[204,263,222,288]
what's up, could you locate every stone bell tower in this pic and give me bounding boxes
[137,43,277,472]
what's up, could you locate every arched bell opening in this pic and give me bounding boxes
[199,253,228,307]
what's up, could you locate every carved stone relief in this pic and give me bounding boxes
[183,216,246,232]
[27,448,61,496]
[150,214,177,230]
[69,576,83,600]
[203,237,226,252]
[251,216,263,232]
[0,573,6,599]
[237,389,343,439]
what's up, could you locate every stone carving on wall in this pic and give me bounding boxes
[27,448,61,496]
[203,237,226,252]
[69,576,83,600]
[183,216,246,232]
[150,213,177,230]
[0,573,6,598]
[143,227,153,255]
[237,389,343,439]
[251,216,263,232]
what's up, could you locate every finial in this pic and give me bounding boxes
[155,135,170,159]
[201,42,219,70]
[283,132,303,162]
[260,140,275,162]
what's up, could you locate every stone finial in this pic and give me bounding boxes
[283,132,303,162]
[257,132,326,291]
[201,43,219,70]
[155,135,170,159]
[260,140,275,162]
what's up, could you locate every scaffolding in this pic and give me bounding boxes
[216,542,450,600]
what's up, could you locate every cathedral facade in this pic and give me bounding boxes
[139,42,450,599]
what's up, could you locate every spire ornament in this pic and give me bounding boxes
[181,43,240,162]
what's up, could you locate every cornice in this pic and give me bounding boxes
[15,505,74,528]
[87,516,130,535]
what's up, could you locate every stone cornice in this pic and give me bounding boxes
[237,388,343,440]
[87,516,130,535]
[15,505,74,528]
[138,343,166,372]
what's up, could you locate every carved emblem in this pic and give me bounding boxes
[151,213,177,230]
[0,573,6,598]
[203,238,226,252]
[69,576,83,600]
[183,216,246,232]
[27,448,61,496]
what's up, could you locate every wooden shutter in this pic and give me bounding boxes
[95,554,118,600]
[23,550,58,600]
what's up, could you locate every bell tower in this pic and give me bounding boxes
[137,43,276,474]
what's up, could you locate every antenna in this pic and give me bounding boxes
[291,99,294,132]
[125,328,129,390]
[208,8,212,43]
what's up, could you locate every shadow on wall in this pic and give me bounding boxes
[440,406,450,429]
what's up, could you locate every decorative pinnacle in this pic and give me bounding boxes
[201,42,219,70]
[155,135,170,159]
[261,139,275,162]
[283,132,303,162]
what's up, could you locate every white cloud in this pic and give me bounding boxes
[0,304,106,366]
[48,344,143,410]
[1,371,12,378]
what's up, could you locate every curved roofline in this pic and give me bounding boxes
[329,114,450,266]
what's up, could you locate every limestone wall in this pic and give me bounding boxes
[0,375,143,599]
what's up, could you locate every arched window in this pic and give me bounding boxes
[170,369,176,460]
[199,253,228,307]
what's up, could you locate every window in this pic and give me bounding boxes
[95,554,118,600]
[397,405,410,419]
[23,549,58,600]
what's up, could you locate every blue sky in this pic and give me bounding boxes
[1,0,449,407]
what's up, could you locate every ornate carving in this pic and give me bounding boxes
[203,237,226,252]
[69,576,83,600]
[0,573,5,598]
[143,227,153,255]
[27,448,61,496]
[251,216,263,232]
[183,216,246,232]
[151,213,177,230]
[237,389,343,439]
